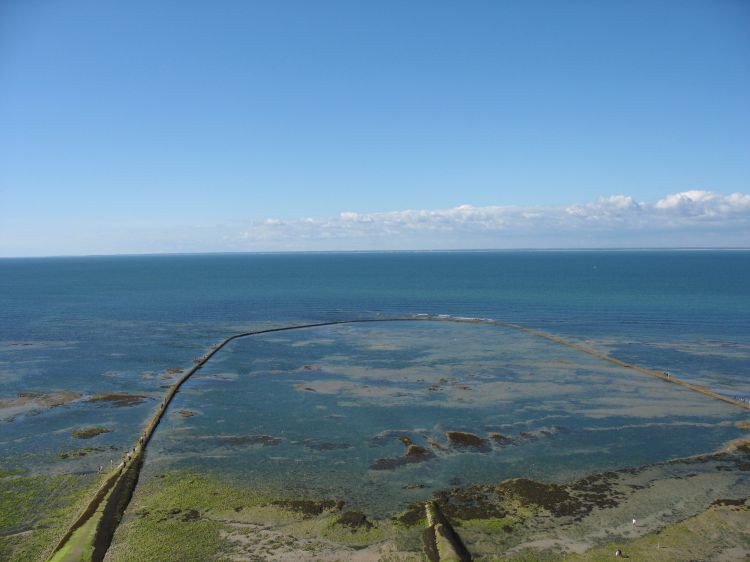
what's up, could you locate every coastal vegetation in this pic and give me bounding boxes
[104,471,411,561]
[98,465,750,561]
[71,427,112,440]
[86,393,148,408]
[0,470,102,562]
[5,317,748,560]
[563,498,750,562]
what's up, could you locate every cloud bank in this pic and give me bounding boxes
[2,190,748,257]
[238,190,750,251]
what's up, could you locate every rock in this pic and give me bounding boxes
[406,444,431,458]
[87,393,148,408]
[489,432,513,444]
[371,437,436,470]
[59,446,104,458]
[369,429,422,447]
[272,498,342,518]
[426,436,448,451]
[219,435,281,446]
[336,510,373,529]
[178,410,195,418]
[445,431,490,451]
[395,504,426,526]
[0,391,81,421]
[295,439,352,451]
[72,426,112,439]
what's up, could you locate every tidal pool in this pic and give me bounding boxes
[144,321,748,518]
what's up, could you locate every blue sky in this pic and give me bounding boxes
[1,0,749,256]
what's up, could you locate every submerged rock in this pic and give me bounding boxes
[489,432,513,444]
[445,431,490,452]
[296,439,352,451]
[0,391,81,421]
[406,444,431,458]
[371,436,436,470]
[72,426,112,439]
[219,435,281,446]
[272,498,343,518]
[426,436,448,451]
[430,468,630,523]
[369,429,425,447]
[60,446,105,458]
[87,392,149,408]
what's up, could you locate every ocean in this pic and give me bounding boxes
[1,250,749,516]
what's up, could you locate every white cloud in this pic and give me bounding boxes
[236,190,750,250]
[655,190,750,217]
[2,190,748,256]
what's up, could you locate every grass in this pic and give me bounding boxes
[38,467,749,561]
[320,517,387,547]
[0,471,102,562]
[103,471,416,561]
[47,506,101,562]
[106,516,225,562]
[562,499,750,562]
[103,472,263,562]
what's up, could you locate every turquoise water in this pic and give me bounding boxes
[1,251,749,507]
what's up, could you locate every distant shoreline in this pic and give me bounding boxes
[3,247,750,260]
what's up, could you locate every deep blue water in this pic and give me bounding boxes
[1,251,749,477]
[3,250,749,334]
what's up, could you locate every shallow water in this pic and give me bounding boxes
[1,251,748,493]
[144,321,747,517]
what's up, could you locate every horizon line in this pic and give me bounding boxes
[2,246,750,260]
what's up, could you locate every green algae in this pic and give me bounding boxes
[0,468,26,478]
[104,471,419,561]
[562,498,750,562]
[103,473,237,562]
[320,513,387,547]
[0,471,101,562]
[98,456,750,561]
[71,427,112,440]
[59,447,104,459]
[86,394,148,408]
[417,440,750,560]
[456,517,517,535]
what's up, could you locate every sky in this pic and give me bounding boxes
[1,0,749,256]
